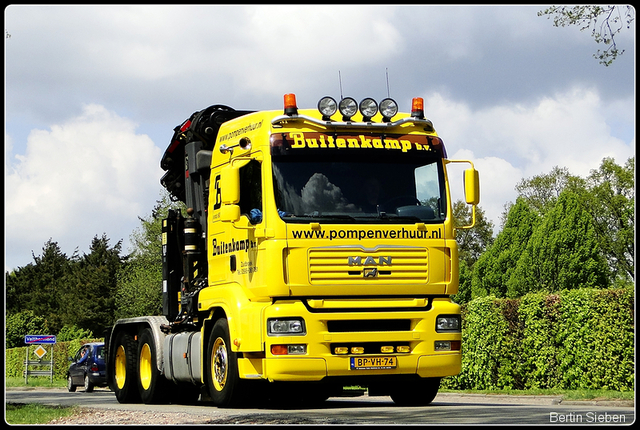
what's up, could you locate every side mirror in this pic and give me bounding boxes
[219,164,242,222]
[464,168,480,205]
[445,159,480,230]
[220,204,241,223]
[220,165,240,205]
[218,158,256,224]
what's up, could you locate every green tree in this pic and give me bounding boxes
[538,5,635,66]
[507,191,610,296]
[514,166,579,215]
[471,198,541,299]
[582,157,634,284]
[56,324,95,342]
[6,263,37,314]
[452,201,494,304]
[453,201,494,267]
[10,240,75,333]
[62,234,124,335]
[453,260,473,304]
[115,191,184,319]
[6,310,48,348]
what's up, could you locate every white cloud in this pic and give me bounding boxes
[216,6,403,96]
[4,5,634,269]
[424,86,634,232]
[5,104,163,270]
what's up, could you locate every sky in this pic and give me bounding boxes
[4,5,636,272]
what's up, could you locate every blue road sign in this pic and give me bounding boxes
[24,335,57,344]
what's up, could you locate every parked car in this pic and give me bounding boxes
[67,342,108,392]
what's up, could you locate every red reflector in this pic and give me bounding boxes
[451,341,461,351]
[271,345,288,355]
[167,139,180,153]
[180,119,192,132]
[90,365,99,372]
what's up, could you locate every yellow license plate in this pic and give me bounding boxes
[350,356,397,370]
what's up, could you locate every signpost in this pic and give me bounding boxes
[24,335,56,384]
[25,335,57,344]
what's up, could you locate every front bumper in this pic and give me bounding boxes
[240,297,461,382]
[88,371,108,387]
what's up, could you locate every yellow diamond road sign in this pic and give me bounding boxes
[34,345,47,359]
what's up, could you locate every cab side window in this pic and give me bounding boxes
[239,160,262,224]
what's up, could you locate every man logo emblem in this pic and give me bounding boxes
[363,268,379,278]
[348,256,392,266]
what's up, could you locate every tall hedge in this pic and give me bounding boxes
[444,287,634,391]
[6,289,634,391]
[5,338,103,380]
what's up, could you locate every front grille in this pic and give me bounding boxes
[327,319,411,333]
[308,247,428,284]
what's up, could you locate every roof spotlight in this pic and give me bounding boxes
[318,96,337,121]
[359,98,378,122]
[339,97,358,121]
[379,98,399,122]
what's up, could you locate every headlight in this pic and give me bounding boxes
[339,97,358,121]
[318,96,337,120]
[436,315,461,332]
[267,318,306,336]
[379,98,398,122]
[359,97,378,121]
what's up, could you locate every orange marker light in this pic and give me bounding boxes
[284,93,298,116]
[271,345,289,355]
[411,97,425,119]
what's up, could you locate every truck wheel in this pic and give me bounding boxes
[390,378,440,406]
[137,328,169,404]
[111,331,140,403]
[205,318,244,407]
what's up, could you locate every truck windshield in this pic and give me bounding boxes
[271,132,447,224]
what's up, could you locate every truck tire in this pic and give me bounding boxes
[205,318,245,407]
[111,331,141,403]
[137,328,169,404]
[390,377,440,406]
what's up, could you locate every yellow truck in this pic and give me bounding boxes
[106,94,480,407]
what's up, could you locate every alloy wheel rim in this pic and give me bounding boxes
[212,337,228,391]
[139,343,152,390]
[114,345,127,389]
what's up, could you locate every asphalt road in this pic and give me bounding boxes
[6,387,635,425]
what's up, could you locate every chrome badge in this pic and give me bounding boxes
[363,268,379,278]
[348,256,392,266]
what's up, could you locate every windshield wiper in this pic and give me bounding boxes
[370,214,424,223]
[282,213,357,222]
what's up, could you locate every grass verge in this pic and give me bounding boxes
[5,376,67,389]
[5,403,79,424]
[440,388,634,402]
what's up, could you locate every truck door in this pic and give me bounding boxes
[208,157,264,289]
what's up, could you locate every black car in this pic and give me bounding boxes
[67,342,108,392]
